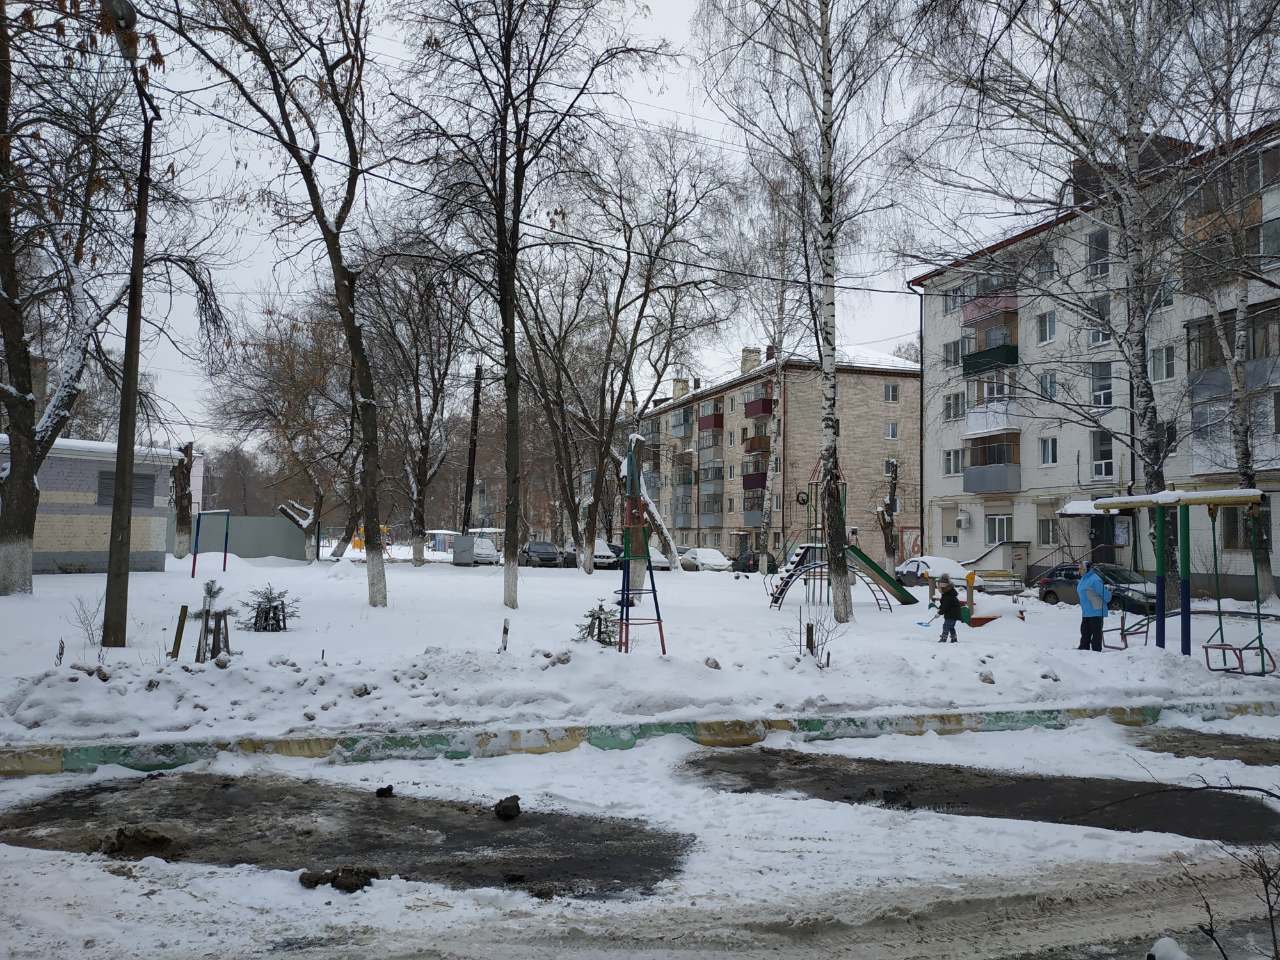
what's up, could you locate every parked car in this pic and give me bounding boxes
[681,547,733,572]
[895,555,985,590]
[732,549,778,573]
[519,541,561,567]
[472,537,500,565]
[561,543,579,568]
[1036,562,1156,613]
[592,538,619,570]
[648,546,672,570]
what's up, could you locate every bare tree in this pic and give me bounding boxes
[697,0,905,622]
[398,0,664,608]
[361,246,471,565]
[516,129,728,572]
[165,0,391,606]
[0,0,219,597]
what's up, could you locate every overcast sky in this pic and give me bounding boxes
[128,0,920,452]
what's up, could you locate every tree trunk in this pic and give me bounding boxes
[331,504,360,559]
[410,450,429,567]
[102,103,155,648]
[0,437,37,595]
[818,0,851,623]
[331,259,386,606]
[500,249,520,608]
[172,442,193,559]
[460,363,482,533]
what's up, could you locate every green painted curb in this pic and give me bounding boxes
[2,698,1277,777]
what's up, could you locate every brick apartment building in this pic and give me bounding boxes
[638,347,922,568]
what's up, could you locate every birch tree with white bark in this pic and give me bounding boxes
[696,0,904,622]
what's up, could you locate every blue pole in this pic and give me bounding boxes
[190,512,203,579]
[1179,504,1191,656]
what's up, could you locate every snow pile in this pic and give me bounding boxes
[0,557,1272,745]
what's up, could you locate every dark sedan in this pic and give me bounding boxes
[732,549,778,573]
[519,541,562,567]
[1036,562,1156,613]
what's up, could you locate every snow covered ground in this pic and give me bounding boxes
[2,554,1278,746]
[2,719,1275,959]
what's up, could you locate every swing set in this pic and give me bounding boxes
[1092,488,1272,676]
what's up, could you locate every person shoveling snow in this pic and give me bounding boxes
[937,574,963,644]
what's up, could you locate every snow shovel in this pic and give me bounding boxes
[916,613,940,628]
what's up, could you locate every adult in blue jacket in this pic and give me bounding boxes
[1077,561,1112,652]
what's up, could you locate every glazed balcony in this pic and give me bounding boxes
[962,343,1019,377]
[744,434,771,454]
[962,292,1018,325]
[745,397,774,418]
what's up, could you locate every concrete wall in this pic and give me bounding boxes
[168,514,308,562]
[24,453,171,574]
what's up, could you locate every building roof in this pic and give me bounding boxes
[907,121,1280,291]
[645,349,919,418]
[0,434,185,464]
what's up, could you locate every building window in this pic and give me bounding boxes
[943,392,966,420]
[1222,504,1272,552]
[1038,518,1059,547]
[884,383,900,402]
[985,513,1013,545]
[883,459,896,476]
[1087,227,1110,277]
[727,497,734,512]
[1035,253,1056,282]
[728,431,735,447]
[943,449,965,475]
[1039,371,1058,399]
[96,471,157,508]
[728,464,735,479]
[1092,430,1114,479]
[943,339,965,366]
[773,494,782,510]
[1040,436,1058,465]
[728,397,735,412]
[1036,311,1056,344]
[1159,420,1178,459]
[884,420,899,440]
[1149,345,1175,382]
[1154,277,1175,309]
[1089,295,1112,344]
[1091,361,1113,407]
[741,426,748,442]
[1274,391,1280,434]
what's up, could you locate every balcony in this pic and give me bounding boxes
[745,396,775,418]
[962,342,1018,376]
[699,511,723,528]
[744,434,771,454]
[741,457,768,490]
[641,469,661,492]
[963,462,1021,494]
[639,420,660,442]
[743,510,764,528]
[674,513,693,529]
[698,411,724,430]
[962,400,1020,439]
[670,410,694,438]
[962,292,1018,325]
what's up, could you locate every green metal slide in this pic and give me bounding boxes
[846,544,919,606]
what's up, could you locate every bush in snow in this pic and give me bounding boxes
[238,582,301,631]
[574,600,618,647]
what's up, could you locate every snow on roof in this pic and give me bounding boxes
[835,346,920,372]
[1094,488,1264,509]
[0,434,183,463]
[1059,500,1105,517]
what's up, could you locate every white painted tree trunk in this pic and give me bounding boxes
[503,558,519,609]
[0,540,33,595]
[174,530,191,560]
[818,0,852,623]
[366,547,388,607]
[412,534,425,566]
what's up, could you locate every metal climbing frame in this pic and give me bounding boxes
[615,439,667,655]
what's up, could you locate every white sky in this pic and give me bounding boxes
[129,0,920,450]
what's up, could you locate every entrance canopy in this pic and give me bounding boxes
[1093,489,1263,511]
[1058,500,1105,517]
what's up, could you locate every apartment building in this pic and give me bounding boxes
[911,133,1280,594]
[638,347,921,570]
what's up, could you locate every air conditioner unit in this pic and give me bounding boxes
[956,511,972,530]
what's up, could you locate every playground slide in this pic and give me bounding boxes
[846,545,919,606]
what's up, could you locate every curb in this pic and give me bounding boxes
[3,699,1279,777]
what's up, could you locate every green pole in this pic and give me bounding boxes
[1209,507,1225,659]
[1179,504,1191,656]
[1154,507,1166,649]
[1251,505,1266,674]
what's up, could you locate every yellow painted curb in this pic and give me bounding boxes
[0,747,63,777]
[236,737,339,759]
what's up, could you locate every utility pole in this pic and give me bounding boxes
[102,0,159,647]
[459,364,482,533]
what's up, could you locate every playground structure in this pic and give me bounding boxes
[766,476,918,612]
[1093,488,1272,676]
[615,437,667,654]
[190,509,231,578]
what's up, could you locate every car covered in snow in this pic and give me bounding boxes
[472,537,500,565]
[681,547,733,572]
[592,538,620,570]
[895,555,984,589]
[732,548,777,573]
[1036,562,1156,613]
[648,546,673,570]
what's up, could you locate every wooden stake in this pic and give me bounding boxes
[500,617,509,653]
[210,613,223,659]
[805,622,815,656]
[170,605,188,659]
